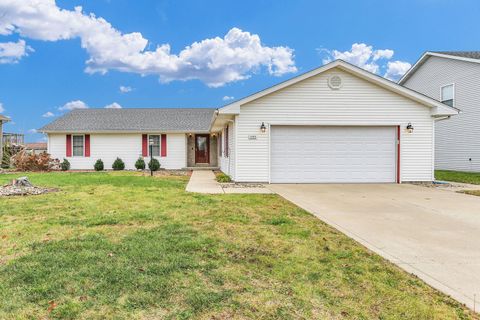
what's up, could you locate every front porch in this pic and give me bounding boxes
[186,133,218,168]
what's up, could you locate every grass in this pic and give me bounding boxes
[459,190,480,197]
[215,172,232,183]
[436,170,480,185]
[0,172,476,319]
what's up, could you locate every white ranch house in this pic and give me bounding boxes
[41,60,458,183]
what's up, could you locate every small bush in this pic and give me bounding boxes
[60,158,70,171]
[135,157,146,170]
[112,157,125,171]
[216,173,232,183]
[148,158,160,171]
[94,159,104,171]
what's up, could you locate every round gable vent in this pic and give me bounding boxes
[328,75,343,90]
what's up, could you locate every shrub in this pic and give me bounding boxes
[135,157,146,170]
[112,157,125,170]
[11,150,60,171]
[1,145,12,169]
[60,158,70,171]
[148,158,160,171]
[216,173,232,183]
[94,159,104,171]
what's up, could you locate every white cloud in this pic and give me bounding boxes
[373,49,394,61]
[42,111,55,117]
[384,60,412,81]
[104,102,122,109]
[322,43,410,81]
[0,39,33,64]
[0,102,4,113]
[59,100,89,111]
[0,1,296,87]
[119,85,132,93]
[222,96,234,101]
[28,128,37,133]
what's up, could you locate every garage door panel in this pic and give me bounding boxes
[271,126,396,183]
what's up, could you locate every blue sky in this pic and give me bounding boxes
[1,0,479,142]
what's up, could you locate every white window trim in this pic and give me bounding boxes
[147,134,161,157]
[440,83,455,108]
[71,134,85,157]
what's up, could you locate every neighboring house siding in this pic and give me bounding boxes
[234,68,435,182]
[0,121,3,162]
[403,56,480,172]
[48,133,186,170]
[219,121,236,178]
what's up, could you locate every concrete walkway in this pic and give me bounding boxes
[186,170,224,194]
[269,183,480,311]
[186,170,273,194]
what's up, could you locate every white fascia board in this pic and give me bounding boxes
[217,103,240,114]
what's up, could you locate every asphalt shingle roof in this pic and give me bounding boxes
[40,108,216,133]
[434,51,480,60]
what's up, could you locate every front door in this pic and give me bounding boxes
[195,134,210,164]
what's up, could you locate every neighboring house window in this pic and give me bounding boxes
[149,135,160,156]
[441,84,454,107]
[72,135,84,157]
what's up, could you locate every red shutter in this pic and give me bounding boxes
[66,134,72,157]
[161,134,167,157]
[142,134,148,157]
[85,134,90,157]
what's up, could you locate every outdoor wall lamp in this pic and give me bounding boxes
[406,123,414,133]
[260,122,267,133]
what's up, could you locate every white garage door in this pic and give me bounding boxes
[271,126,397,183]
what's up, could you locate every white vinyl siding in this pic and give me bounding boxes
[403,56,480,172]
[234,68,434,182]
[48,133,186,170]
[270,126,397,183]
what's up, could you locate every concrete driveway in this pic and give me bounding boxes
[268,183,480,311]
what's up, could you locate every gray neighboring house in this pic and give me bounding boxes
[400,51,480,172]
[0,114,11,161]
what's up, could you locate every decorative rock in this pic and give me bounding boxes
[11,177,33,187]
[0,177,56,197]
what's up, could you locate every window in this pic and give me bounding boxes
[224,126,229,158]
[72,135,84,157]
[218,132,222,156]
[149,135,160,156]
[441,84,454,107]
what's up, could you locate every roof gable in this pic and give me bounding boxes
[399,51,480,84]
[219,60,458,117]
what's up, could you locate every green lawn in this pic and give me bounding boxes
[436,170,480,185]
[0,172,475,319]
